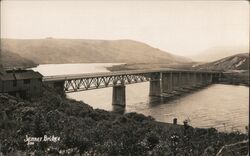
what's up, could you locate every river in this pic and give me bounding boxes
[33,63,249,133]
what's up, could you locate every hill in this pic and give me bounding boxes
[191,47,248,62]
[1,38,191,64]
[194,53,249,71]
[1,49,37,69]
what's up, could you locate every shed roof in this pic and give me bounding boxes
[0,70,43,81]
[0,73,14,80]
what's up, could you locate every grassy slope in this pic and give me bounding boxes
[0,85,248,155]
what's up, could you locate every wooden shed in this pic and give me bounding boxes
[0,69,43,99]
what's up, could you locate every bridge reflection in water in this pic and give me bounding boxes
[43,69,221,108]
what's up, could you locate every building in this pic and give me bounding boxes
[0,69,43,99]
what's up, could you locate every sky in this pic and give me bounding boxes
[0,0,249,56]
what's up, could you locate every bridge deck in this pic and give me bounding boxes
[43,69,219,82]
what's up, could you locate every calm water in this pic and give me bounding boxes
[34,64,249,132]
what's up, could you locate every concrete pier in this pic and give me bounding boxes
[203,73,209,85]
[191,73,197,87]
[196,73,201,85]
[181,73,189,88]
[209,73,213,84]
[162,72,173,93]
[149,73,161,96]
[112,85,126,107]
[186,73,192,87]
[212,73,220,83]
[161,73,168,93]
[172,73,179,90]
[178,72,183,87]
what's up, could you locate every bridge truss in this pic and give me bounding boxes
[43,69,221,94]
[63,73,152,92]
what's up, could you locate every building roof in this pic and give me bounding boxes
[0,70,43,81]
[0,73,14,80]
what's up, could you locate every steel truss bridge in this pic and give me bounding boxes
[43,69,221,106]
[44,72,152,92]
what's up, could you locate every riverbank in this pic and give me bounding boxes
[0,85,248,155]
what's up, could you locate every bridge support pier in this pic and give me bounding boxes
[196,73,201,86]
[198,73,203,86]
[212,73,220,83]
[162,72,173,93]
[203,73,209,85]
[112,85,126,107]
[149,73,161,96]
[172,73,179,90]
[179,73,184,87]
[186,73,191,87]
[209,73,213,84]
[181,73,189,89]
[201,73,206,86]
[190,73,197,87]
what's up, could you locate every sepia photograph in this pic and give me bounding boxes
[0,0,249,155]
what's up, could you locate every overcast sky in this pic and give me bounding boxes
[1,0,249,56]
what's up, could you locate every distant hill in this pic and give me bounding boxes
[194,53,249,71]
[1,49,37,69]
[191,46,249,62]
[1,39,191,65]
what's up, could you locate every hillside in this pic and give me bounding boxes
[1,49,37,69]
[0,85,248,155]
[194,53,249,71]
[191,46,249,62]
[1,39,191,64]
